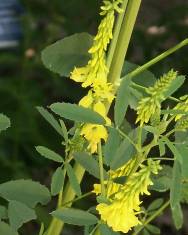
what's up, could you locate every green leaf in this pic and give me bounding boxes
[163,137,182,164]
[175,130,188,144]
[59,120,68,143]
[110,138,134,170]
[50,102,105,124]
[39,223,45,235]
[104,127,121,166]
[0,222,19,235]
[176,145,188,179]
[171,203,183,230]
[99,224,121,235]
[163,75,186,98]
[170,160,182,209]
[73,152,107,179]
[181,182,188,203]
[158,139,166,156]
[147,198,164,212]
[150,165,172,192]
[8,200,36,230]
[114,76,132,126]
[51,208,98,226]
[0,180,51,208]
[41,33,93,77]
[144,126,159,135]
[37,106,68,141]
[0,114,10,133]
[0,205,7,219]
[65,163,82,196]
[51,167,65,196]
[128,87,143,110]
[146,224,160,234]
[142,229,150,235]
[35,146,63,163]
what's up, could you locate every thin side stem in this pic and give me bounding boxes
[117,128,140,152]
[132,200,170,235]
[98,142,106,196]
[125,38,188,79]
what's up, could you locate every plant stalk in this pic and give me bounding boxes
[125,38,188,79]
[47,0,143,234]
[46,164,84,235]
[108,0,142,84]
[106,0,129,69]
[132,200,170,235]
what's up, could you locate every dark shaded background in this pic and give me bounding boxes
[0,0,188,234]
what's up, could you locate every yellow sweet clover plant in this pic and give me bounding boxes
[1,0,188,235]
[39,0,188,235]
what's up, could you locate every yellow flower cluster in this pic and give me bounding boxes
[136,69,178,126]
[93,159,136,197]
[174,95,188,121]
[95,159,161,233]
[69,0,123,153]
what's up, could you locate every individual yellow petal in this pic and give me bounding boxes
[93,101,106,117]
[79,91,93,108]
[70,67,88,83]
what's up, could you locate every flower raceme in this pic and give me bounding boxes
[95,159,162,233]
[136,69,178,126]
[70,0,123,88]
[174,95,188,121]
[68,0,123,153]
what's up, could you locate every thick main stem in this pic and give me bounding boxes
[106,0,129,69]
[108,0,142,84]
[46,164,84,235]
[132,200,170,235]
[47,1,142,235]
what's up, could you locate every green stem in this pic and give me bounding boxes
[117,128,140,152]
[147,157,174,161]
[98,142,106,196]
[47,1,143,235]
[132,200,170,235]
[125,38,188,79]
[46,164,85,235]
[60,191,93,208]
[108,0,142,84]
[106,0,129,69]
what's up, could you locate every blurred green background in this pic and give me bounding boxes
[0,0,188,234]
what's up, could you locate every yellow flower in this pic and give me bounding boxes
[79,91,94,108]
[96,160,162,233]
[80,124,108,153]
[136,97,161,126]
[136,70,178,126]
[97,200,140,233]
[174,95,188,121]
[70,0,123,88]
[93,101,111,125]
[93,81,115,103]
